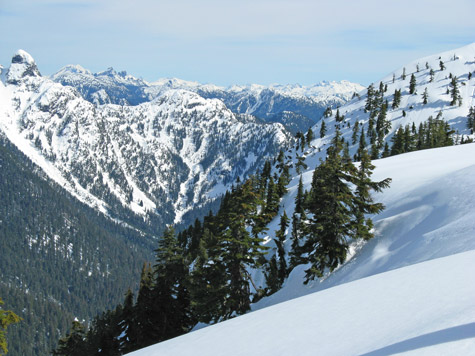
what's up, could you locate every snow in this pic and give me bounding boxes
[128,114,475,355]
[129,249,475,356]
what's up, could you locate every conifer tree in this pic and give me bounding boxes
[409,74,417,94]
[450,76,460,106]
[392,89,401,109]
[301,130,355,281]
[300,130,390,281]
[320,119,327,138]
[352,120,360,145]
[467,107,475,134]
[306,128,314,146]
[382,142,390,158]
[274,211,289,285]
[52,321,88,356]
[439,60,445,71]
[401,67,406,80]
[290,176,306,268]
[422,87,429,104]
[351,149,391,240]
[429,68,435,82]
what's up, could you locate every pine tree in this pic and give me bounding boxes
[301,130,355,281]
[409,74,417,94]
[274,211,289,285]
[306,128,314,146]
[150,226,194,343]
[401,67,406,80]
[352,149,391,240]
[382,142,390,158]
[450,76,460,106]
[290,176,306,267]
[365,84,375,111]
[0,298,21,355]
[429,68,435,82]
[439,60,445,71]
[467,107,475,134]
[352,120,359,145]
[52,321,88,356]
[320,119,327,138]
[422,87,429,104]
[392,89,401,109]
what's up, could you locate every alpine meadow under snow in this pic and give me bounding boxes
[129,43,475,355]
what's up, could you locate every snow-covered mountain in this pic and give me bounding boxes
[129,43,475,355]
[0,50,293,233]
[52,66,363,134]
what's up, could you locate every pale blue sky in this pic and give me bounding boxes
[1,0,474,86]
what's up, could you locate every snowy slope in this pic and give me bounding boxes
[310,42,475,160]
[129,140,475,356]
[128,43,475,356]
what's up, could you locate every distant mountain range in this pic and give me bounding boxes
[51,65,363,134]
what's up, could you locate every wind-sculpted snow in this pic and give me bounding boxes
[0,52,292,234]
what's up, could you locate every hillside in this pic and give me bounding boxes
[128,43,475,355]
[0,134,155,356]
[129,140,475,356]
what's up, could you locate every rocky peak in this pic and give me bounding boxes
[7,49,41,84]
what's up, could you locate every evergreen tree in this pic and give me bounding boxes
[392,89,401,109]
[52,321,88,356]
[290,176,306,267]
[429,68,435,82]
[409,74,417,94]
[401,67,406,80]
[0,298,21,355]
[422,87,429,104]
[149,226,194,344]
[301,131,390,281]
[319,119,327,138]
[323,107,332,118]
[439,60,445,71]
[450,76,460,106]
[352,120,360,145]
[351,149,391,241]
[301,130,354,281]
[306,128,314,146]
[365,84,375,111]
[467,107,475,134]
[274,211,289,285]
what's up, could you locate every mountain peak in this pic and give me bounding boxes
[7,49,41,84]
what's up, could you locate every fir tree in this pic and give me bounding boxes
[52,321,88,356]
[351,149,391,241]
[467,107,475,134]
[439,60,445,71]
[306,128,314,146]
[274,211,289,285]
[300,131,390,281]
[422,87,429,105]
[392,89,401,109]
[320,119,327,138]
[429,68,435,82]
[450,76,460,106]
[409,74,417,94]
[352,120,359,145]
[401,67,406,80]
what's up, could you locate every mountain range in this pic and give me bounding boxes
[1,42,474,356]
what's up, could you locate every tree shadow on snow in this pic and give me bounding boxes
[359,322,475,356]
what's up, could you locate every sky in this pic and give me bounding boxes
[0,0,474,87]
